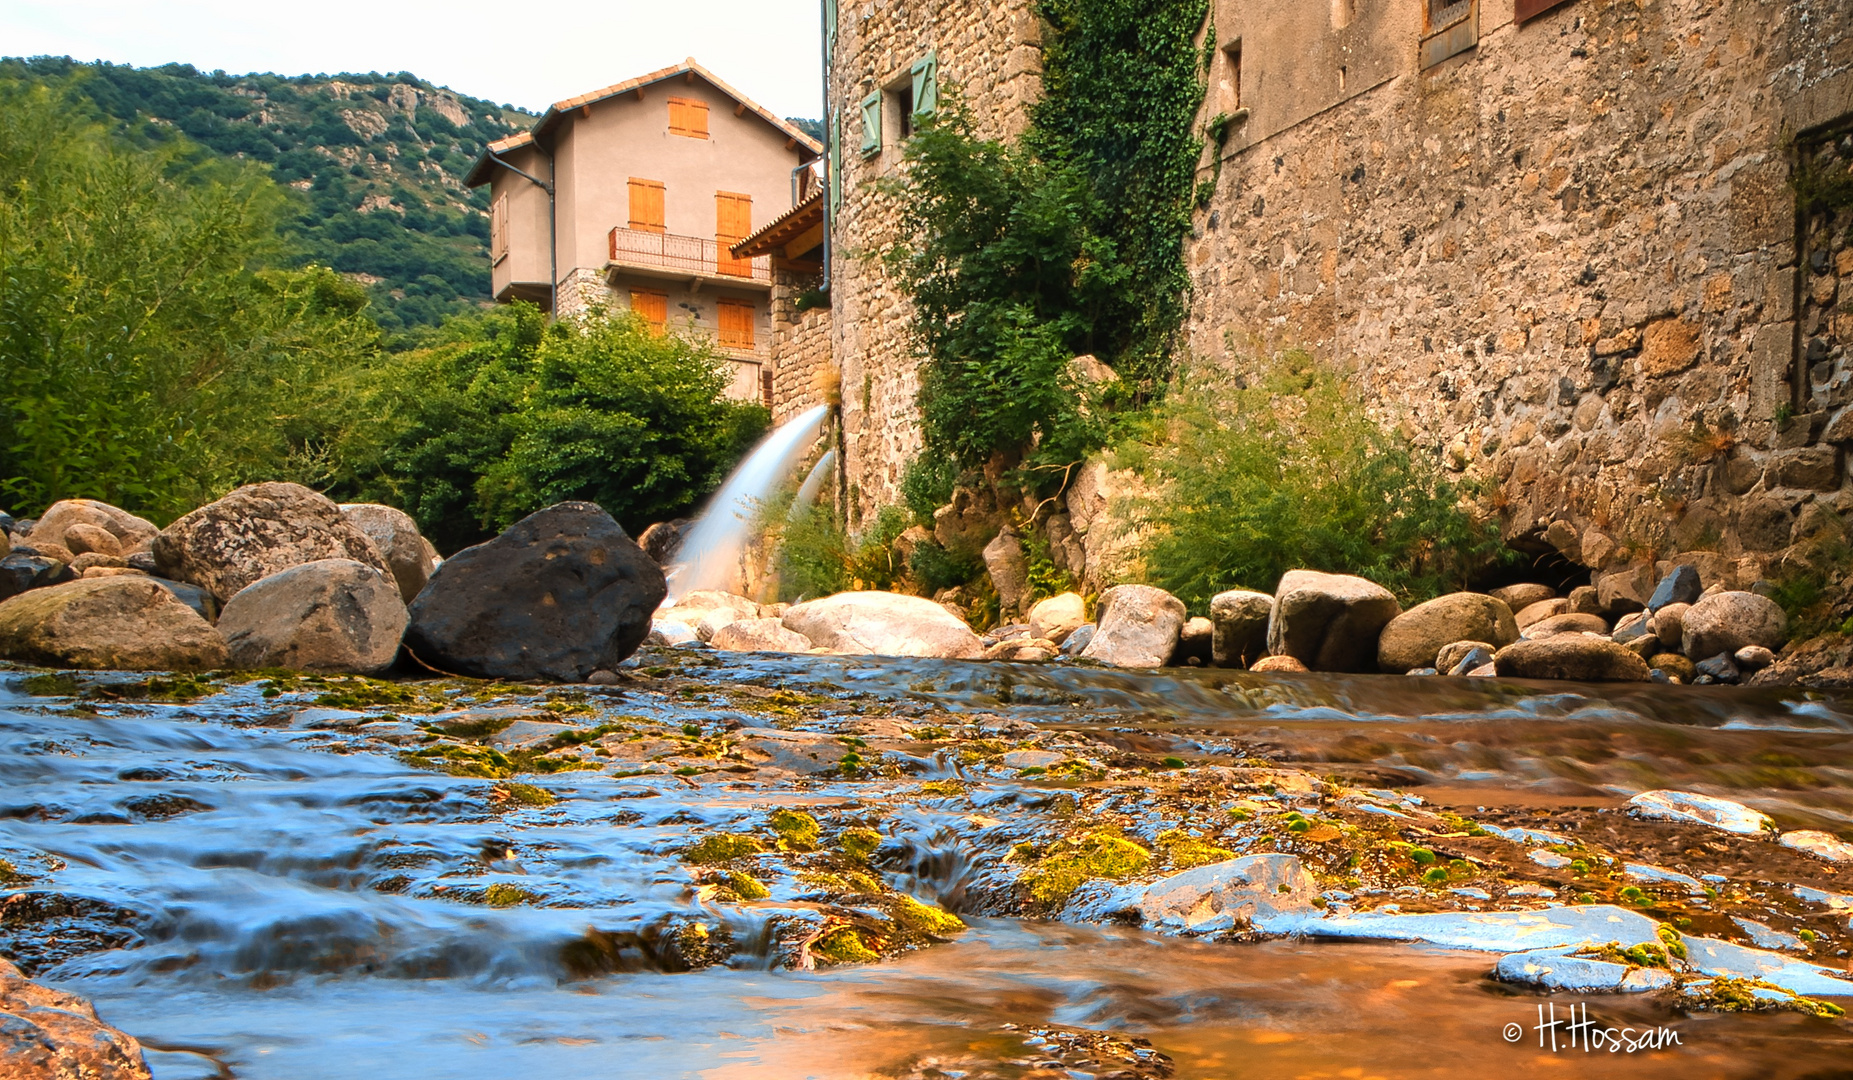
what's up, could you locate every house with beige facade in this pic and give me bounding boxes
[466,59,822,403]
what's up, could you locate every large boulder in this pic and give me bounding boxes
[1028,591,1087,645]
[982,528,1031,619]
[1493,636,1652,682]
[1376,592,1518,673]
[339,504,440,603]
[1266,570,1401,673]
[405,502,665,681]
[1209,589,1273,668]
[153,482,389,602]
[782,591,984,658]
[0,577,227,671]
[25,499,158,558]
[1079,584,1187,668]
[709,617,814,653]
[1682,591,1788,659]
[217,559,408,674]
[0,956,152,1080]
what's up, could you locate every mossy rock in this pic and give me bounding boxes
[683,833,765,865]
[1020,834,1152,905]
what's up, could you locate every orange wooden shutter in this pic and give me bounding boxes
[668,97,709,138]
[717,299,755,350]
[630,290,668,333]
[715,191,752,276]
[627,178,665,233]
[490,194,509,262]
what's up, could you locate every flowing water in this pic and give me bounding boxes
[665,405,829,601]
[3,660,1853,1079]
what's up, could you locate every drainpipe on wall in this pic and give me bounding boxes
[486,146,558,319]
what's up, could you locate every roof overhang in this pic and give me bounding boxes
[465,131,536,188]
[733,192,824,261]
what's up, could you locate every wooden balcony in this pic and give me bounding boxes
[606,226,773,289]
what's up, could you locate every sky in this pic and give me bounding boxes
[2,0,827,119]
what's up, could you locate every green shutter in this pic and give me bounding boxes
[824,0,838,63]
[859,91,881,156]
[830,108,843,211]
[911,52,938,118]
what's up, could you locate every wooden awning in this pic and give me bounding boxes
[731,192,824,265]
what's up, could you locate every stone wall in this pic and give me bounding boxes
[1187,0,1853,587]
[826,0,1853,592]
[827,0,1041,526]
[769,268,834,423]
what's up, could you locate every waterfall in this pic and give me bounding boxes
[664,404,829,602]
[791,450,838,518]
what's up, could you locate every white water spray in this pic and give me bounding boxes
[665,404,829,601]
[791,450,837,518]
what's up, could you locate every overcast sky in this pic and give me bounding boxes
[3,0,826,119]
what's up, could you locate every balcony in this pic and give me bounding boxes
[606,226,772,289]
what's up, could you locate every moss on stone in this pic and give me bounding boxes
[1157,829,1234,869]
[724,872,770,900]
[770,809,820,851]
[493,781,555,807]
[683,833,765,864]
[890,895,966,936]
[1020,834,1152,905]
[1684,977,1846,1018]
[839,827,883,861]
[812,926,880,964]
[483,883,534,907]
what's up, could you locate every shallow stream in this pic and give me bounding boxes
[3,656,1852,1078]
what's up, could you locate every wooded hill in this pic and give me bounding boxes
[1,56,536,334]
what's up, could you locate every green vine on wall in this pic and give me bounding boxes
[883,0,1210,479]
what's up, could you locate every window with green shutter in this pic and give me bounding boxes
[859,91,881,156]
[910,52,938,118]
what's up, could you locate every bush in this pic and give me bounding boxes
[1127,353,1506,611]
[333,304,768,551]
[0,78,378,522]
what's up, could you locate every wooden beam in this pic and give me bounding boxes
[782,221,825,260]
[581,104,592,119]
[734,102,747,117]
[634,86,645,100]
[684,71,694,84]
[785,137,797,150]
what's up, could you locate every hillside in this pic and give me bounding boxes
[2,56,535,334]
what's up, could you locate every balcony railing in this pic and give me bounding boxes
[607,227,772,284]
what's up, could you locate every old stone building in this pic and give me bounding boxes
[813,0,1853,592]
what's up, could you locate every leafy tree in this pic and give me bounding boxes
[333,305,769,550]
[0,78,379,522]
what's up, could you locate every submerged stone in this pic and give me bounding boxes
[1627,790,1773,835]
[1494,948,1674,993]
[1300,905,1663,953]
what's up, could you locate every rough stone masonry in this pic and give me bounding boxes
[814,0,1853,587]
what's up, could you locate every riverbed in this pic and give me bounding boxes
[3,653,1851,1078]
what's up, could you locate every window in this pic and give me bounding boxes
[630,290,668,333]
[668,97,709,139]
[859,91,881,157]
[717,299,755,350]
[1218,43,1242,115]
[490,194,509,264]
[897,83,915,140]
[715,191,753,277]
[1420,0,1477,69]
[627,178,665,233]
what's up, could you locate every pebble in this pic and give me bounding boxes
[1529,849,1571,868]
[1623,863,1707,894]
[1731,917,1805,952]
[1779,829,1853,863]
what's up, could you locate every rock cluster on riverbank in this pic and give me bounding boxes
[0,488,665,682]
[665,562,1793,687]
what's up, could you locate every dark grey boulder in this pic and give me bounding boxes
[149,578,219,624]
[1647,565,1702,612]
[1695,653,1741,684]
[404,502,665,681]
[0,553,73,602]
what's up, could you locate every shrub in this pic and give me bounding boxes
[333,304,768,550]
[1126,352,1507,611]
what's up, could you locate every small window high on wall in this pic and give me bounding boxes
[668,97,709,139]
[1218,42,1241,115]
[1421,0,1478,69]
